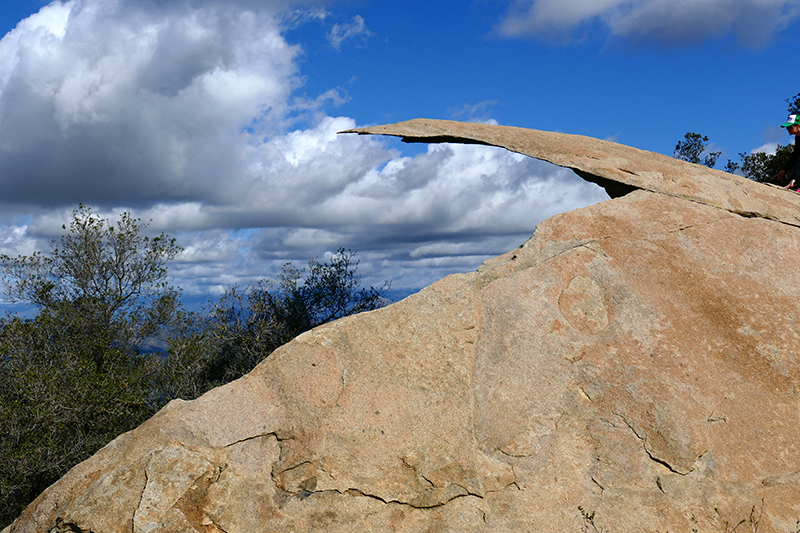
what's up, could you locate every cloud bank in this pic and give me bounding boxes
[497,0,800,46]
[0,0,608,301]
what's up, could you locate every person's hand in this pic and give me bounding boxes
[785,179,796,190]
[778,170,786,182]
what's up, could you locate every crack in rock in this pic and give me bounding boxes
[612,411,689,476]
[48,518,95,533]
[300,484,501,511]
[224,431,288,449]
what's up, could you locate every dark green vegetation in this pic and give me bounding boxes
[675,93,800,183]
[673,132,722,168]
[0,206,389,528]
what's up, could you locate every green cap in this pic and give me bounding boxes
[781,114,800,127]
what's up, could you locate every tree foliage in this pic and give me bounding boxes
[1,205,182,347]
[159,249,390,396]
[676,92,800,183]
[787,93,800,114]
[0,309,152,523]
[674,132,721,168]
[0,206,182,526]
[735,143,795,183]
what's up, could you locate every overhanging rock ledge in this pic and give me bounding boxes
[341,118,800,225]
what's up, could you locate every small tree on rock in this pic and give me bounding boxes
[674,132,721,168]
[786,93,800,114]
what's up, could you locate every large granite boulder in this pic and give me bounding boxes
[7,120,800,533]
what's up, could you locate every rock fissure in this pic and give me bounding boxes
[731,209,772,219]
[610,181,783,225]
[496,448,523,459]
[330,486,484,510]
[577,386,595,401]
[296,475,516,512]
[224,431,285,449]
[209,519,229,533]
[136,461,149,520]
[666,216,730,235]
[419,474,436,488]
[48,518,94,533]
[298,486,428,509]
[643,448,686,476]
[585,170,800,230]
[326,488,392,505]
[272,459,313,481]
[612,411,688,476]
[410,489,486,510]
[477,238,597,285]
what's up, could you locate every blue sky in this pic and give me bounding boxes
[0,0,798,309]
[284,0,799,153]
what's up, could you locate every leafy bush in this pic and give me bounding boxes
[676,92,800,183]
[735,143,795,184]
[157,249,390,397]
[674,132,721,168]
[0,307,153,524]
[0,206,182,526]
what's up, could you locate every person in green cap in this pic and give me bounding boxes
[779,113,800,190]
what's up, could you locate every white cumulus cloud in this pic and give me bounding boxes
[0,0,609,300]
[0,0,303,207]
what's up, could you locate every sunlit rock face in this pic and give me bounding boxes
[8,120,800,533]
